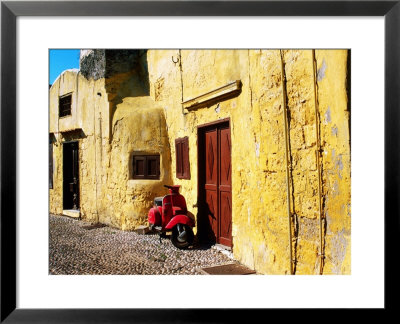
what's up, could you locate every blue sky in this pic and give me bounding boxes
[49,49,80,85]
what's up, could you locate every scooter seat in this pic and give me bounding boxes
[172,206,186,216]
[154,197,163,207]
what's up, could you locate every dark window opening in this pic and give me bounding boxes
[59,94,72,117]
[175,137,190,180]
[132,155,160,180]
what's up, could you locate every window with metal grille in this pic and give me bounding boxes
[175,137,190,179]
[59,94,72,117]
[132,155,160,180]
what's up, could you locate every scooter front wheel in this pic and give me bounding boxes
[171,224,194,249]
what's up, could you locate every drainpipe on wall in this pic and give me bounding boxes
[173,49,185,115]
[93,86,99,224]
[312,49,325,275]
[280,50,294,275]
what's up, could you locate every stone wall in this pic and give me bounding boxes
[145,49,350,275]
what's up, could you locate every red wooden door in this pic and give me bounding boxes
[201,121,232,248]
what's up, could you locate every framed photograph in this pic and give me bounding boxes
[1,0,399,322]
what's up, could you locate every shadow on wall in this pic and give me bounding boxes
[104,49,150,106]
[80,49,150,101]
[80,49,150,140]
[104,50,150,138]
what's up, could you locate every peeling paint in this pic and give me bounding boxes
[324,106,331,124]
[255,142,260,158]
[336,155,344,171]
[317,59,327,82]
[329,230,348,274]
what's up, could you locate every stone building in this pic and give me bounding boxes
[49,49,351,275]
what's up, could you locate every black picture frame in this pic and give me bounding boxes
[1,0,399,322]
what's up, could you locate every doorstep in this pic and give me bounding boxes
[212,243,234,259]
[198,262,257,275]
[135,225,150,235]
[63,209,80,218]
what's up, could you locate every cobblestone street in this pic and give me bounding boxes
[49,214,237,275]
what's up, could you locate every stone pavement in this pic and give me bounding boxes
[49,214,244,275]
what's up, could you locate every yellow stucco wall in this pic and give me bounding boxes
[49,71,110,220]
[50,71,171,231]
[106,97,172,230]
[49,49,350,275]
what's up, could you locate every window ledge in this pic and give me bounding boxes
[127,179,163,187]
[182,80,242,111]
[63,209,80,218]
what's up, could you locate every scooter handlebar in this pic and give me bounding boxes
[164,185,181,192]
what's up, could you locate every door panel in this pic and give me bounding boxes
[204,129,218,240]
[219,191,232,247]
[206,190,218,240]
[205,130,217,187]
[218,127,232,247]
[219,127,231,188]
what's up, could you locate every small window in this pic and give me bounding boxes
[132,155,160,180]
[59,94,72,117]
[175,137,190,180]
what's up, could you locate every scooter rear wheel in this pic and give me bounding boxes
[171,224,194,249]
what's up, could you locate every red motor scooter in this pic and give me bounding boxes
[148,185,195,249]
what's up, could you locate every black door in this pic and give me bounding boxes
[63,142,79,210]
